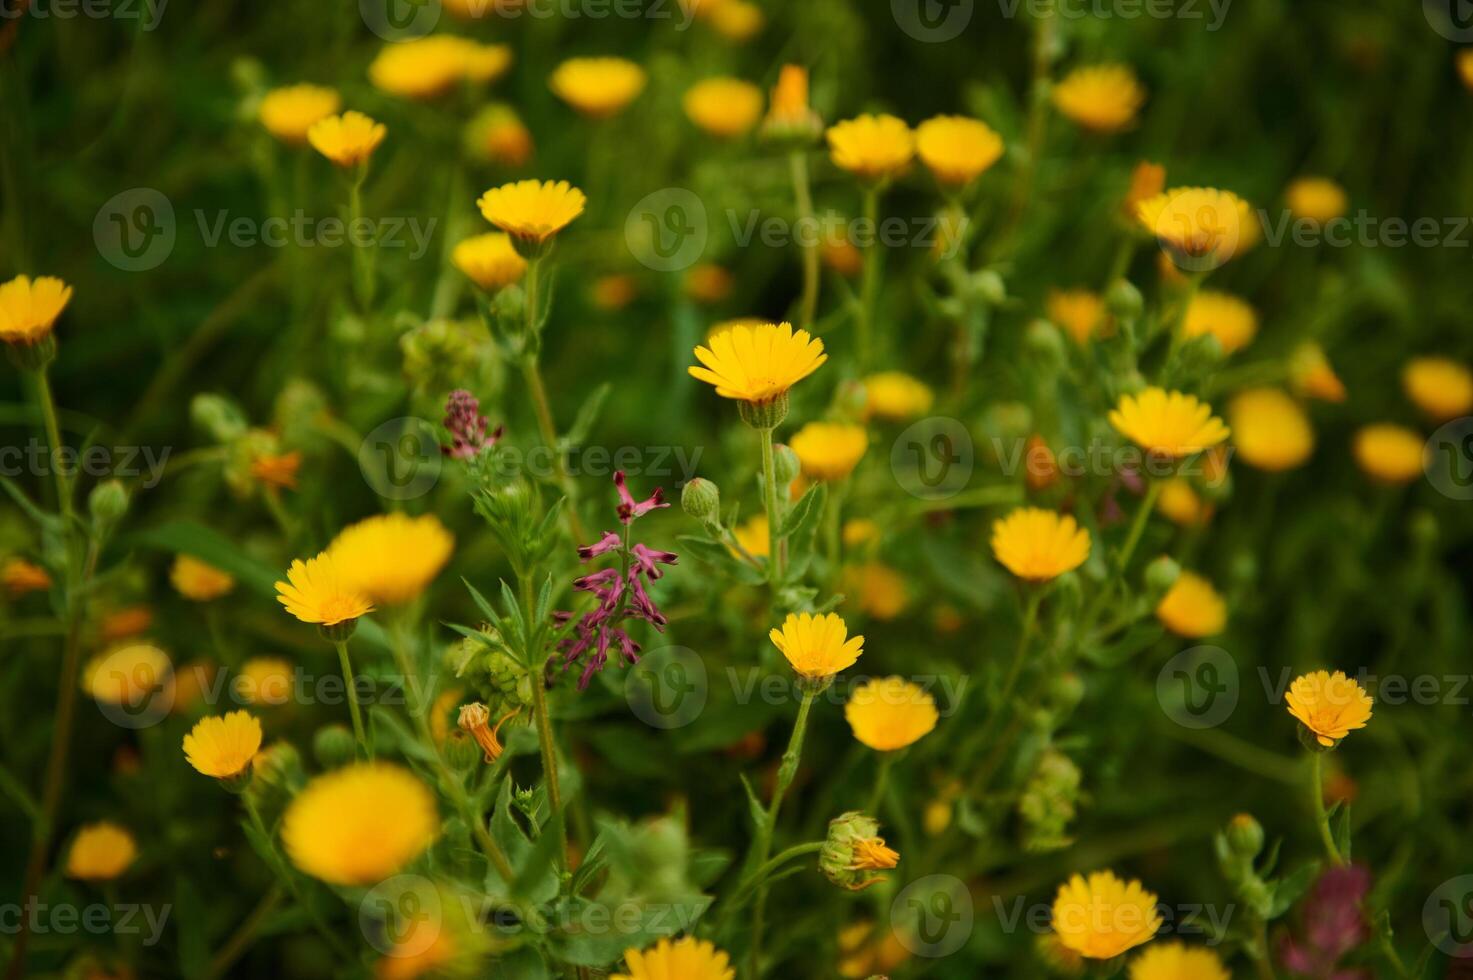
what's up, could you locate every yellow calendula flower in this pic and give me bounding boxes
[769,611,864,680]
[2,557,52,597]
[1227,388,1314,471]
[329,513,454,606]
[826,114,915,181]
[282,762,438,886]
[258,84,341,145]
[1155,571,1227,638]
[452,232,527,291]
[1046,289,1107,345]
[1122,160,1166,219]
[477,179,586,245]
[170,554,235,601]
[688,321,826,405]
[1156,478,1210,527]
[1051,870,1162,960]
[183,710,263,779]
[790,422,867,481]
[915,115,1004,187]
[763,64,822,141]
[369,36,510,99]
[234,657,294,707]
[1402,356,1473,422]
[862,371,934,421]
[845,676,939,751]
[1128,941,1230,980]
[308,111,387,168]
[466,103,533,168]
[708,0,762,40]
[1290,342,1347,403]
[1352,424,1425,484]
[731,514,769,558]
[991,507,1091,582]
[683,77,763,137]
[275,552,374,627]
[1182,291,1257,355]
[1110,388,1230,458]
[1285,177,1348,224]
[613,937,734,980]
[1052,65,1146,133]
[842,518,879,547]
[550,57,646,117]
[1286,670,1373,747]
[1136,187,1254,267]
[846,561,908,621]
[822,812,900,890]
[592,274,639,311]
[66,822,138,881]
[376,918,459,980]
[86,643,172,706]
[0,274,73,346]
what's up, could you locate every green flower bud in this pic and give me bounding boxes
[820,812,898,892]
[88,480,129,530]
[1145,554,1181,596]
[681,477,722,525]
[1104,277,1144,321]
[1025,319,1066,368]
[1225,813,1264,859]
[190,394,248,443]
[313,724,356,769]
[773,443,801,487]
[737,392,790,430]
[969,269,1007,306]
[1017,749,1081,853]
[1047,672,1086,715]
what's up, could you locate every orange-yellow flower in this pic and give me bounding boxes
[1155,571,1227,638]
[915,115,1004,187]
[258,84,341,145]
[170,554,235,601]
[1228,388,1314,472]
[467,104,533,167]
[328,512,454,605]
[790,422,867,481]
[282,762,438,885]
[1129,941,1230,980]
[845,676,939,751]
[827,114,915,182]
[2,557,52,597]
[1352,424,1425,484]
[275,552,374,627]
[763,64,822,140]
[183,710,263,779]
[991,507,1091,581]
[65,822,138,881]
[1047,289,1107,345]
[1290,343,1347,403]
[1052,65,1145,133]
[684,78,763,138]
[862,371,934,420]
[1286,670,1373,746]
[1109,388,1230,458]
[1051,870,1161,959]
[613,937,734,980]
[769,611,864,680]
[550,57,646,117]
[688,321,826,405]
[308,111,386,168]
[1136,187,1254,268]
[452,232,527,290]
[1285,177,1348,224]
[1402,356,1473,422]
[477,179,586,245]
[0,274,72,346]
[1182,291,1257,355]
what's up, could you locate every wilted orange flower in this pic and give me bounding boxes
[250,450,301,490]
[2,557,51,597]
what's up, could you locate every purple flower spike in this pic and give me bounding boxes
[442,389,504,460]
[614,470,669,524]
[578,530,623,561]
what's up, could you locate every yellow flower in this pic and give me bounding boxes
[251,450,301,490]
[684,77,763,137]
[1122,160,1166,219]
[845,676,939,751]
[170,554,235,601]
[65,822,138,881]
[468,104,534,167]
[763,64,821,139]
[613,937,734,980]
[1352,424,1425,484]
[0,274,72,345]
[732,514,769,558]
[1182,291,1257,355]
[452,232,527,290]
[1290,343,1346,403]
[1109,387,1230,458]
[1285,177,1348,224]
[86,644,172,706]
[1046,289,1107,345]
[258,84,341,145]
[99,604,152,640]
[170,659,217,715]
[308,111,386,168]
[1128,941,1230,980]
[915,115,1004,187]
[1460,48,1473,90]
[822,236,864,277]
[376,921,458,980]
[862,371,934,421]
[1402,356,1473,422]
[550,57,646,117]
[282,762,438,885]
[826,114,915,181]
[369,36,510,99]
[1155,571,1227,638]
[991,507,1091,582]
[769,611,864,680]
[1052,65,1145,133]
[329,513,454,605]
[842,518,879,547]
[845,561,908,621]
[592,274,639,310]
[686,263,734,304]
[275,552,375,627]
[234,657,295,707]
[477,179,586,245]
[1286,670,1373,747]
[459,40,513,84]
[1051,870,1162,960]
[790,422,867,481]
[1136,187,1254,267]
[183,710,263,779]
[2,557,52,597]
[688,321,826,404]
[708,0,762,40]
[1156,478,1210,527]
[1225,388,1314,472]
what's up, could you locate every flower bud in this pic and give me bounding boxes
[773,443,801,487]
[1105,277,1144,321]
[88,479,129,530]
[820,812,899,892]
[443,730,481,773]
[1047,672,1086,715]
[1225,813,1264,859]
[5,332,57,372]
[969,269,1007,306]
[190,393,248,443]
[1025,319,1066,368]
[681,477,722,525]
[1145,554,1181,596]
[312,724,356,769]
[737,392,789,430]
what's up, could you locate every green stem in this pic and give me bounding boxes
[857,186,881,369]
[524,573,570,874]
[1309,751,1344,866]
[720,841,824,922]
[995,588,1043,711]
[866,752,895,815]
[789,150,819,330]
[1116,478,1162,577]
[33,367,72,521]
[348,166,375,313]
[203,885,284,980]
[759,427,784,587]
[520,257,589,544]
[334,640,370,760]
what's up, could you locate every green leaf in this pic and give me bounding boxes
[1334,803,1352,862]
[779,482,825,539]
[1080,623,1164,667]
[677,533,765,586]
[500,578,526,647]
[513,806,564,904]
[739,774,768,833]
[565,382,611,446]
[0,476,59,532]
[174,876,210,978]
[462,576,505,631]
[1268,861,1321,919]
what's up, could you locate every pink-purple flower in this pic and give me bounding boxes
[442,389,504,460]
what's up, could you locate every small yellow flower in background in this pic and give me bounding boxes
[234,657,295,707]
[842,518,879,547]
[1352,424,1425,484]
[86,643,172,706]
[550,57,646,117]
[375,918,459,980]
[452,232,527,290]
[862,371,934,420]
[308,111,386,168]
[329,512,454,605]
[1110,388,1230,458]
[100,604,152,641]
[1182,291,1257,355]
[845,676,939,751]
[763,64,822,141]
[769,611,864,680]
[821,236,864,277]
[1136,187,1254,268]
[1122,160,1166,219]
[275,552,374,627]
[0,274,72,346]
[612,936,734,980]
[1155,571,1227,638]
[1156,478,1211,527]
[790,422,867,481]
[1046,289,1107,345]
[1286,669,1373,746]
[1460,48,1473,90]
[1290,342,1347,403]
[845,561,908,621]
[1051,870,1161,959]
[1052,65,1146,133]
[2,557,51,597]
[65,822,138,881]
[593,274,640,310]
[1402,356,1473,422]
[991,507,1091,582]
[467,104,533,167]
[282,762,438,885]
[1285,177,1348,224]
[1128,941,1230,980]
[709,0,763,40]
[1228,388,1314,472]
[369,36,510,99]
[170,554,235,601]
[838,922,912,978]
[685,263,734,304]
[250,450,301,490]
[459,40,513,84]
[688,321,826,404]
[826,114,915,181]
[731,514,769,558]
[684,77,763,137]
[915,115,1004,187]
[183,710,263,779]
[170,659,217,715]
[478,179,586,245]
[258,84,341,145]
